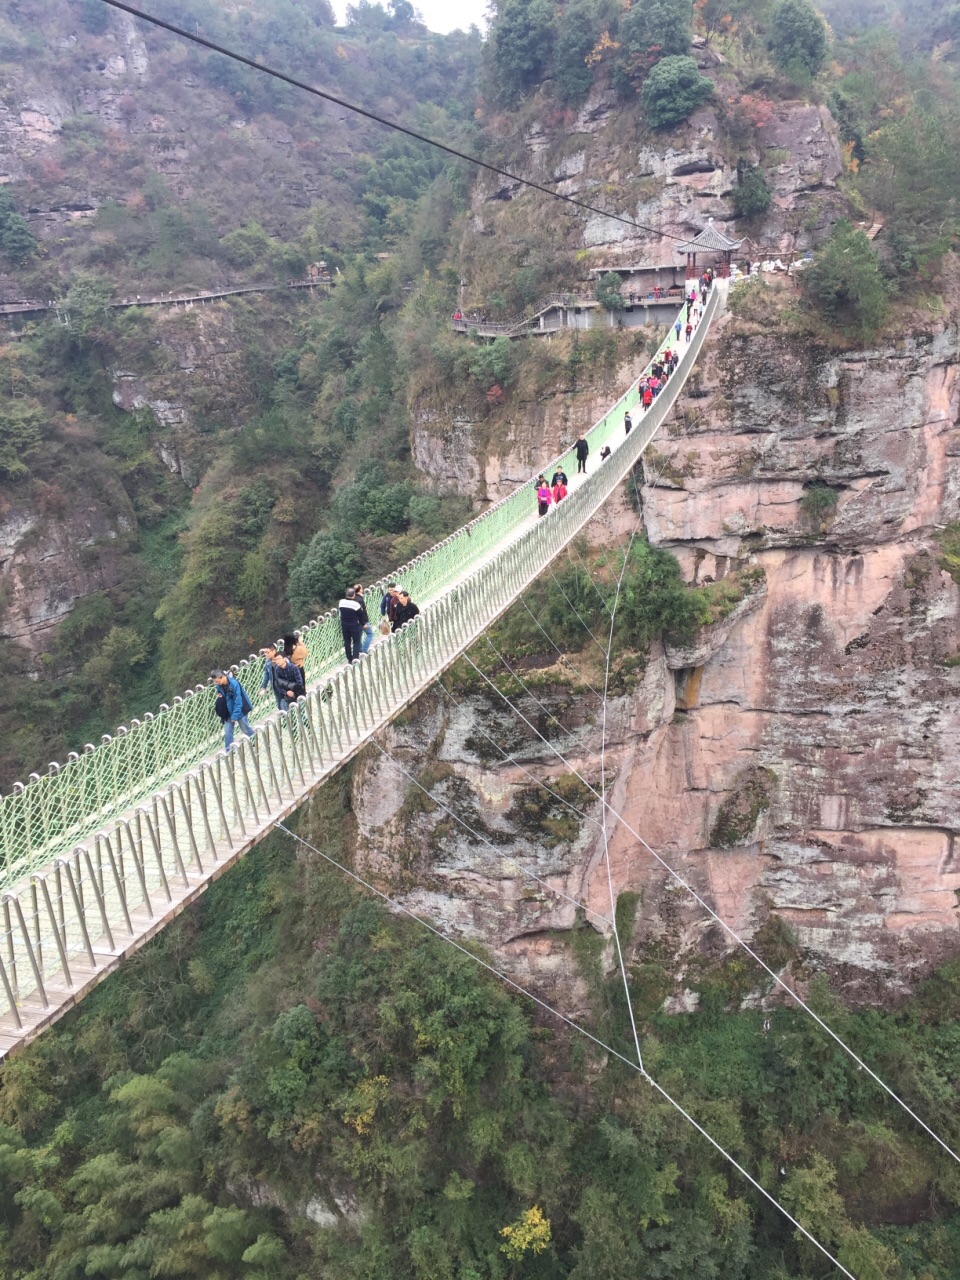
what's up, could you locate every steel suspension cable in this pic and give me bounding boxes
[100,0,687,242]
[460,647,960,1168]
[594,516,646,1070]
[273,819,857,1280]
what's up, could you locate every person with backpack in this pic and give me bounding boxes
[283,632,308,675]
[536,476,553,517]
[272,652,305,708]
[211,669,255,751]
[575,435,589,474]
[339,586,367,663]
[674,318,682,342]
[552,474,567,505]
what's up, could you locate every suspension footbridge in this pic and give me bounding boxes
[0,285,723,1058]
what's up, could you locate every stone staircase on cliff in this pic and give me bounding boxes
[0,283,725,1058]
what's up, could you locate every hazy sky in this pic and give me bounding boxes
[332,0,489,33]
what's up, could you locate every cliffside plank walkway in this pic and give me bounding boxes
[0,284,724,1057]
[0,278,329,318]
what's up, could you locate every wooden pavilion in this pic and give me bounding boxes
[675,218,745,279]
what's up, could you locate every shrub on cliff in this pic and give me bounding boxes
[641,56,713,129]
[732,165,772,219]
[0,188,36,265]
[769,0,828,78]
[618,537,702,647]
[801,220,892,338]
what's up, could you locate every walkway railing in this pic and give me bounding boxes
[0,285,723,1056]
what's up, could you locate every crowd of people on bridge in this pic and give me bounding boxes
[210,287,709,750]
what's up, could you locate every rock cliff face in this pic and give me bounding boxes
[370,290,960,1003]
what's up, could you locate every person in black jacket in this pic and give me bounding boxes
[272,652,305,708]
[339,586,367,663]
[575,436,589,474]
[392,591,420,632]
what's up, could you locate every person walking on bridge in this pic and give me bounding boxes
[392,590,420,631]
[272,652,305,708]
[536,476,552,517]
[259,642,282,708]
[211,669,255,751]
[624,410,632,435]
[551,466,568,488]
[354,584,375,653]
[339,586,367,663]
[674,318,682,342]
[552,474,567,505]
[575,435,589,474]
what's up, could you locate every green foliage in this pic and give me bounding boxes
[554,0,600,101]
[0,186,37,264]
[219,221,273,269]
[641,55,714,128]
[595,271,626,312]
[494,0,557,102]
[617,536,703,648]
[936,524,960,586]
[732,165,772,218]
[60,270,116,338]
[801,220,891,337]
[287,532,362,617]
[769,0,829,77]
[799,482,840,524]
[861,108,959,278]
[618,0,693,89]
[0,400,43,480]
[709,766,777,847]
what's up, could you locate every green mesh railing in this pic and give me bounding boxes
[0,294,703,885]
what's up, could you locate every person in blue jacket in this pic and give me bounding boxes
[211,669,255,750]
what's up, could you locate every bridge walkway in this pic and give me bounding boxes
[0,284,724,1058]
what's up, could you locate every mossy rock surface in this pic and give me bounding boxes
[710,766,777,848]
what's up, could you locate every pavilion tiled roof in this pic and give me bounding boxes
[674,218,744,253]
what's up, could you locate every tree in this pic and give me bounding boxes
[861,109,959,278]
[288,532,362,616]
[801,220,891,338]
[595,271,625,312]
[641,55,713,128]
[0,188,37,265]
[494,0,557,101]
[769,0,828,77]
[615,0,693,93]
[554,0,599,102]
[732,164,772,218]
[621,0,693,60]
